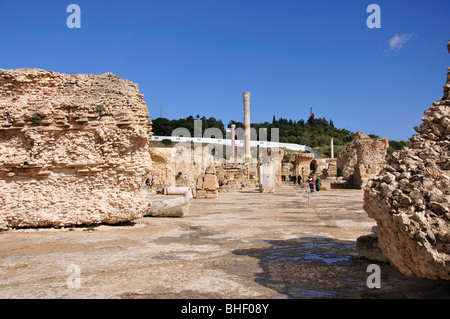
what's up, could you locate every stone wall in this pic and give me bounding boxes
[175,146,216,187]
[292,153,337,182]
[216,163,258,192]
[196,166,219,198]
[148,142,216,191]
[337,131,366,180]
[149,146,176,189]
[363,51,450,279]
[353,137,389,188]
[0,68,152,229]
[311,158,338,179]
[337,131,388,188]
[294,153,315,180]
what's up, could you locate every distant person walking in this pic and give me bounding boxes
[297,175,302,186]
[315,176,321,192]
[293,175,296,185]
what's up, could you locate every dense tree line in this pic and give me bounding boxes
[152,115,224,137]
[151,115,405,151]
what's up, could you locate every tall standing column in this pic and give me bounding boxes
[331,138,334,159]
[231,124,236,162]
[243,92,251,162]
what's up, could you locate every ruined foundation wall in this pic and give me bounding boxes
[149,143,216,191]
[0,68,152,229]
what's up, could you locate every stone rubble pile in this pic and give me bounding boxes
[0,68,153,229]
[363,50,450,279]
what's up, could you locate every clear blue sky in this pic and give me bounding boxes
[0,0,449,141]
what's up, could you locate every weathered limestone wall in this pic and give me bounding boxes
[363,47,450,279]
[149,146,176,189]
[216,163,258,192]
[294,153,315,180]
[325,158,338,177]
[148,143,216,191]
[337,131,388,188]
[196,166,219,198]
[292,154,337,187]
[175,146,216,187]
[353,137,389,188]
[0,68,152,229]
[337,131,367,179]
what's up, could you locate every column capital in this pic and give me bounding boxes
[242,92,250,101]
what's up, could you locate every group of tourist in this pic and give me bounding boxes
[283,173,321,192]
[307,174,321,192]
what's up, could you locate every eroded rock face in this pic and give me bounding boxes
[363,62,450,279]
[337,131,367,180]
[0,68,153,228]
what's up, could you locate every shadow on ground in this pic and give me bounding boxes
[233,237,450,299]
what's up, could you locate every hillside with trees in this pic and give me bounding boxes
[151,115,405,157]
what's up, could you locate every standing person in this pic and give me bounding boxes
[308,174,314,192]
[145,175,153,189]
[297,175,302,186]
[293,175,296,185]
[315,176,321,192]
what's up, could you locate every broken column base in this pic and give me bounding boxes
[259,186,275,193]
[145,197,190,217]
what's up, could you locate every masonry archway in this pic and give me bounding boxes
[310,162,317,173]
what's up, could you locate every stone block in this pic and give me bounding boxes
[203,174,218,191]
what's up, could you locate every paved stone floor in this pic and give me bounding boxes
[1,184,449,299]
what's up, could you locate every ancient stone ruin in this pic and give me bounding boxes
[294,153,315,181]
[363,47,450,279]
[148,142,215,193]
[196,165,220,198]
[337,131,389,189]
[0,68,153,229]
